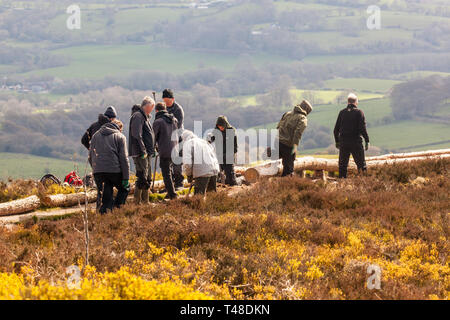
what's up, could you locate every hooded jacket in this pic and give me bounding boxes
[210,116,238,165]
[89,122,130,180]
[153,110,179,159]
[129,106,155,157]
[81,114,111,150]
[277,103,310,147]
[333,104,370,144]
[181,131,220,179]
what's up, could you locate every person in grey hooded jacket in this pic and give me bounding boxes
[89,119,130,214]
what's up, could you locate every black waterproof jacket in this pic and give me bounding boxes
[334,104,370,144]
[153,110,179,159]
[210,116,238,165]
[128,106,155,157]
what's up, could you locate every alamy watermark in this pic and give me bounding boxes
[366,264,381,290]
[66,4,81,30]
[66,265,81,289]
[170,121,279,166]
[367,5,381,30]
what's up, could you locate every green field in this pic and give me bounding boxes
[392,71,450,81]
[0,153,85,180]
[23,44,292,79]
[369,121,450,150]
[257,98,393,129]
[324,78,402,93]
[255,97,450,152]
[230,88,384,108]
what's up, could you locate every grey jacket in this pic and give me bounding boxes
[89,122,130,180]
[129,106,155,157]
[153,110,179,159]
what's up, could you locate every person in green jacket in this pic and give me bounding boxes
[276,100,313,176]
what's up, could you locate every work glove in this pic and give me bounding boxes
[187,175,193,184]
[122,180,130,190]
[291,144,298,155]
[365,142,370,151]
[152,151,158,158]
[141,153,148,160]
[335,142,340,150]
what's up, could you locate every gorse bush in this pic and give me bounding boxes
[0,159,448,300]
[0,179,38,203]
[0,266,213,300]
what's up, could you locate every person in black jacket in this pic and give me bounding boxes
[162,89,185,189]
[210,115,238,186]
[153,102,179,200]
[333,93,370,178]
[81,106,117,150]
[129,97,155,204]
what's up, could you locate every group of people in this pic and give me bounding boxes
[83,89,239,214]
[83,89,370,214]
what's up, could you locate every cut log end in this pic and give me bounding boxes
[244,168,260,184]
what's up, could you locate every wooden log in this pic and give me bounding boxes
[243,160,282,183]
[0,195,41,217]
[243,153,450,182]
[366,149,450,161]
[366,154,450,168]
[41,190,98,208]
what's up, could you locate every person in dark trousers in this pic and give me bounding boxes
[276,100,312,176]
[210,116,238,186]
[333,93,370,179]
[81,106,117,150]
[89,119,130,214]
[153,102,179,200]
[162,89,185,189]
[181,130,220,196]
[129,97,155,204]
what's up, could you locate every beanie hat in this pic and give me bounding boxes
[162,89,174,99]
[299,100,313,115]
[104,106,117,119]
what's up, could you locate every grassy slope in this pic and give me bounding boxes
[1,159,448,300]
[0,153,85,180]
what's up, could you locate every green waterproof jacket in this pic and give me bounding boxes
[277,105,308,147]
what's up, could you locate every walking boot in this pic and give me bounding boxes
[141,188,150,204]
[134,188,142,205]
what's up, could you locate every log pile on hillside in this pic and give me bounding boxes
[239,149,450,183]
[1,149,449,217]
